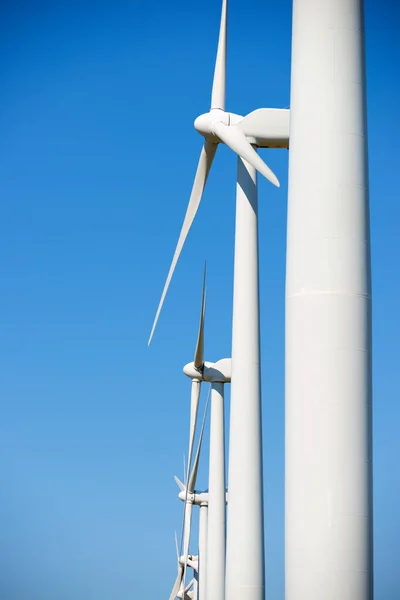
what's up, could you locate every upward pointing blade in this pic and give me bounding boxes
[148,141,217,345]
[175,531,180,562]
[213,121,280,187]
[193,264,206,371]
[210,0,227,110]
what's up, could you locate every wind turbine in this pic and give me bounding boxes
[149,2,289,600]
[179,275,230,600]
[174,481,208,600]
[285,0,373,598]
[184,358,231,600]
[147,0,289,346]
[172,391,209,600]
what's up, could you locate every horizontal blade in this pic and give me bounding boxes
[212,121,280,187]
[148,141,218,345]
[193,263,206,371]
[211,0,227,110]
[188,386,210,492]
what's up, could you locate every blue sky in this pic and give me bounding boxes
[0,0,399,598]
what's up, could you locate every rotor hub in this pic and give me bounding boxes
[194,109,230,141]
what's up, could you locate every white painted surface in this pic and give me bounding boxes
[199,504,208,600]
[286,0,373,598]
[206,382,226,600]
[226,157,265,600]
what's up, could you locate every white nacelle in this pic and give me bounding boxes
[236,108,290,148]
[183,359,231,383]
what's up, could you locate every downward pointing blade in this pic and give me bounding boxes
[182,501,193,600]
[148,141,218,345]
[193,264,206,371]
[169,564,184,600]
[212,121,280,187]
[180,379,201,562]
[188,386,210,492]
[187,380,201,480]
[181,399,208,597]
[210,0,227,110]
[180,389,210,591]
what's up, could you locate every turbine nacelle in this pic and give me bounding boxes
[183,358,231,383]
[178,489,209,505]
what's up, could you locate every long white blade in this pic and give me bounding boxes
[211,0,227,110]
[180,389,210,595]
[181,501,193,600]
[169,564,184,600]
[187,380,201,480]
[179,379,201,561]
[213,121,280,187]
[175,531,180,562]
[148,142,217,345]
[188,386,210,492]
[193,263,207,370]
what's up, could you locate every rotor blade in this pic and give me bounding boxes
[212,121,280,187]
[187,380,201,480]
[169,564,184,600]
[174,475,185,492]
[182,501,193,600]
[193,263,206,370]
[175,531,179,562]
[148,141,218,345]
[178,452,188,560]
[180,379,201,561]
[188,386,211,492]
[211,0,227,110]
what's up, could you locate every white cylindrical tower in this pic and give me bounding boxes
[226,157,265,600]
[199,502,208,600]
[286,1,373,599]
[206,382,226,600]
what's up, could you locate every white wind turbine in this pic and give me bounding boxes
[184,354,231,600]
[177,353,231,600]
[148,0,289,346]
[149,2,289,599]
[174,277,231,600]
[170,382,210,600]
[174,483,208,600]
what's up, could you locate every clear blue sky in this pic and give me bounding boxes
[0,0,398,598]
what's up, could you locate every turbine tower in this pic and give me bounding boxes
[285,1,373,598]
